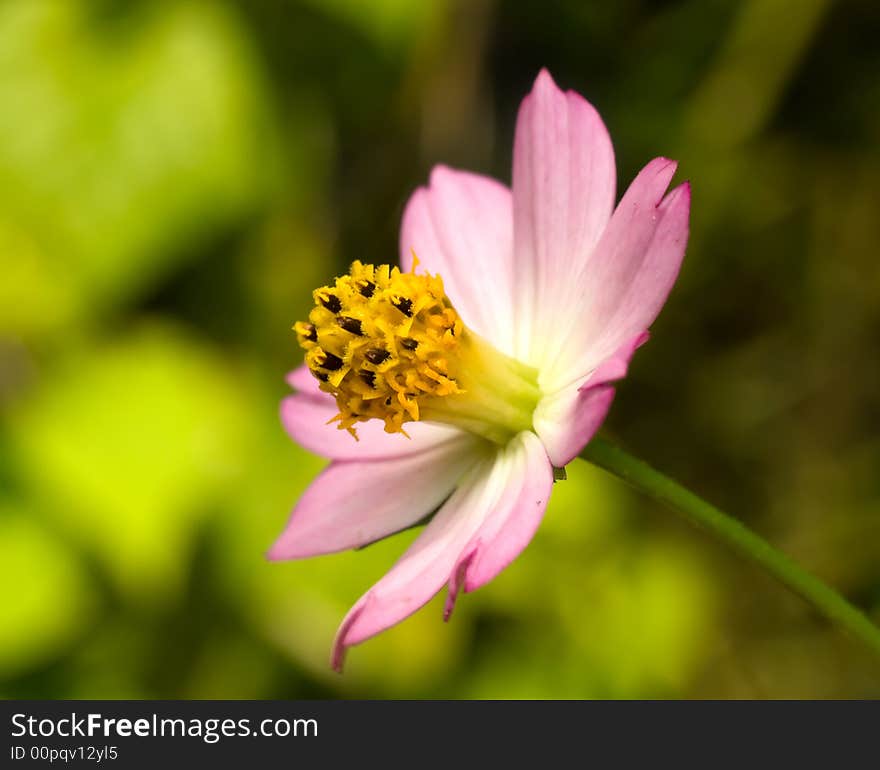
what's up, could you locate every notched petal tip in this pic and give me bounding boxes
[664,178,691,200]
[640,157,679,207]
[265,540,289,563]
[427,163,458,188]
[532,66,559,92]
[531,67,607,121]
[655,181,691,252]
[462,495,548,594]
[459,437,553,593]
[330,595,374,673]
[664,180,692,216]
[517,68,561,123]
[444,545,479,622]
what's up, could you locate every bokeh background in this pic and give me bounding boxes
[1,0,878,699]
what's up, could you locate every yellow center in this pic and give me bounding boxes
[296,259,541,444]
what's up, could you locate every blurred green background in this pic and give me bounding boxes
[1,0,878,699]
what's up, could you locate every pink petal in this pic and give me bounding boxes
[511,68,616,365]
[332,435,543,670]
[588,182,690,364]
[286,364,320,393]
[282,365,466,460]
[268,433,483,560]
[446,431,553,616]
[399,165,515,355]
[544,162,689,391]
[534,332,648,467]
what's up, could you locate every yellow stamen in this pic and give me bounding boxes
[295,259,541,444]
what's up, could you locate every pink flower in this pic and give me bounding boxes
[270,69,690,671]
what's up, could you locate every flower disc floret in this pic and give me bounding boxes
[297,259,541,444]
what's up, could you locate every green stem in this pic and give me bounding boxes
[580,436,880,659]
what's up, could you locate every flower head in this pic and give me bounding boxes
[270,69,690,671]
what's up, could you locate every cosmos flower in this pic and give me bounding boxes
[270,69,690,670]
